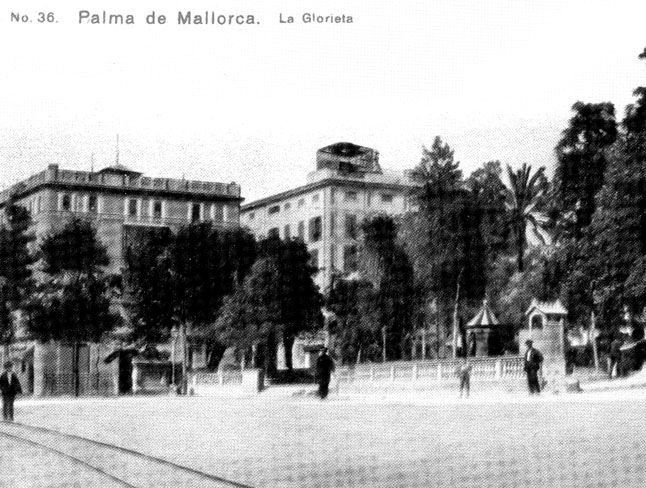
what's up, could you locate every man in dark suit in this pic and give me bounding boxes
[0,361,22,421]
[315,347,335,399]
[523,340,543,394]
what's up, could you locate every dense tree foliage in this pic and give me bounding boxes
[38,218,109,275]
[213,236,321,372]
[403,138,490,355]
[554,101,618,239]
[358,215,416,360]
[126,224,257,368]
[0,199,35,345]
[465,161,510,265]
[325,277,380,364]
[26,218,118,343]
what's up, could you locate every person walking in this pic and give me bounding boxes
[0,361,22,422]
[455,357,472,398]
[315,347,335,399]
[523,340,543,395]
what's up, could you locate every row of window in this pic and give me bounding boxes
[259,193,320,219]
[250,190,396,221]
[267,216,322,242]
[307,244,358,273]
[331,189,394,205]
[58,193,101,214]
[268,213,360,243]
[56,192,233,222]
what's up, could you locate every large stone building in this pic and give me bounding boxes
[0,162,242,395]
[0,163,242,273]
[241,142,417,291]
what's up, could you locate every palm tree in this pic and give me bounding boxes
[505,164,549,272]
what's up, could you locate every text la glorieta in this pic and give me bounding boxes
[281,13,353,23]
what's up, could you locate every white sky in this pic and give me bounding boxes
[1,0,645,201]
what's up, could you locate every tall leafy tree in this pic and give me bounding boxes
[26,218,118,396]
[548,47,646,330]
[27,218,115,339]
[410,136,463,212]
[466,161,511,265]
[359,215,416,360]
[623,48,646,137]
[170,223,257,332]
[0,198,36,347]
[325,277,379,364]
[504,163,549,272]
[403,138,487,356]
[125,224,257,367]
[214,236,321,373]
[555,101,618,239]
[123,228,175,342]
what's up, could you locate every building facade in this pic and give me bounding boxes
[0,163,243,392]
[241,142,417,292]
[0,163,242,273]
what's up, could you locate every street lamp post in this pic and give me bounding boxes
[170,325,179,391]
[591,289,602,371]
[181,323,188,395]
[381,326,387,362]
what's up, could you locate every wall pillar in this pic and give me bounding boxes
[33,342,47,397]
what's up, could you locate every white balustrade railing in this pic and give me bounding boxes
[192,370,243,387]
[337,356,525,385]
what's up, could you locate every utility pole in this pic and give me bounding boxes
[381,326,387,362]
[591,289,601,371]
[452,269,464,359]
[181,323,188,394]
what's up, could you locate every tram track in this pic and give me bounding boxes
[0,421,254,488]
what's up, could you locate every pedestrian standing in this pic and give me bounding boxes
[315,347,335,399]
[523,340,543,395]
[455,357,472,398]
[0,361,22,422]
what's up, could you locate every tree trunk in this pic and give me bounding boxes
[517,224,526,272]
[381,326,387,362]
[452,270,463,359]
[73,341,80,397]
[283,334,295,371]
[264,331,277,377]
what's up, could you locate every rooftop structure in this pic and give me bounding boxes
[241,142,417,292]
[467,299,501,329]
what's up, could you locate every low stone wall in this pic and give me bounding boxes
[189,370,245,396]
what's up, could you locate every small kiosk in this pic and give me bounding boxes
[466,299,501,356]
[520,299,568,375]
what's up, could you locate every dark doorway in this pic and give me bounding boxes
[118,351,133,394]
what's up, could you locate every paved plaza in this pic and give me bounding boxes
[3,390,646,487]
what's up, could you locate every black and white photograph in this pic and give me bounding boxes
[1,0,646,486]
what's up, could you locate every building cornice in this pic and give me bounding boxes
[0,166,243,207]
[241,176,414,212]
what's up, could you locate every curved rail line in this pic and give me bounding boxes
[0,428,138,487]
[0,421,254,488]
